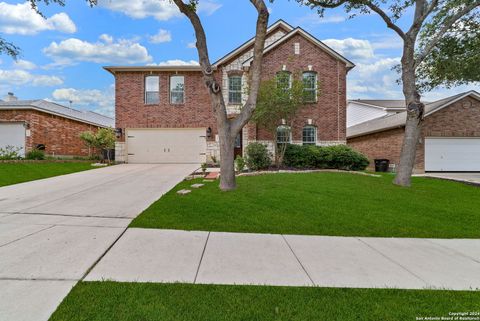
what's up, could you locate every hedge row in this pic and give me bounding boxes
[283,144,369,171]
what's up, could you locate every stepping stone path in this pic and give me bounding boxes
[177,189,191,195]
[191,184,204,188]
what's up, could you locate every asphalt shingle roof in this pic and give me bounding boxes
[0,99,114,128]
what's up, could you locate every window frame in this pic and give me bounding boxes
[276,71,292,92]
[144,75,160,105]
[228,75,242,104]
[170,75,185,104]
[302,71,317,103]
[302,125,317,145]
[276,125,292,144]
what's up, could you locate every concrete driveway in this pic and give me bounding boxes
[0,164,198,321]
[419,172,480,185]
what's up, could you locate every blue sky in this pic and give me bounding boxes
[0,0,478,117]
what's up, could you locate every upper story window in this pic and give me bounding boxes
[276,125,292,144]
[303,72,317,103]
[302,125,317,145]
[276,71,292,92]
[170,75,185,104]
[145,76,160,104]
[228,75,242,104]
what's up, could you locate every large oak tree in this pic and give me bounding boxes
[172,0,270,191]
[299,0,480,186]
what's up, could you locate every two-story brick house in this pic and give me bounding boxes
[106,20,354,164]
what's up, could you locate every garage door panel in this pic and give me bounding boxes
[127,129,206,164]
[425,138,480,172]
[0,123,26,157]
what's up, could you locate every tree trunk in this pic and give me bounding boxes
[219,129,236,191]
[394,41,425,187]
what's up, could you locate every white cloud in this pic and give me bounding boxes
[187,41,196,49]
[97,0,221,21]
[323,38,375,61]
[0,69,63,87]
[13,59,37,70]
[297,13,345,26]
[149,29,172,44]
[52,86,115,117]
[43,35,152,65]
[0,2,76,35]
[148,59,199,66]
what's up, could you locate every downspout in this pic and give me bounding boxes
[337,60,340,142]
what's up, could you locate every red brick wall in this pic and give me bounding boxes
[114,71,215,142]
[253,34,348,142]
[0,109,101,156]
[113,34,348,144]
[348,96,480,171]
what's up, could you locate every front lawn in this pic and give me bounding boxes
[130,172,480,238]
[0,162,96,187]
[50,282,480,321]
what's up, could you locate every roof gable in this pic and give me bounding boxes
[242,27,355,69]
[212,19,294,67]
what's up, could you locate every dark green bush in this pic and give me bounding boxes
[283,144,369,171]
[245,142,271,170]
[25,149,45,160]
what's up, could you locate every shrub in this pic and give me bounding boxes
[235,156,246,172]
[0,145,22,160]
[26,149,45,160]
[245,142,271,170]
[283,144,369,171]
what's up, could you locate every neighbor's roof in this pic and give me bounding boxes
[0,99,114,128]
[348,99,407,110]
[241,27,355,70]
[347,90,480,138]
[104,64,203,74]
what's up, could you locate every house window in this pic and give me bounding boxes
[145,76,160,104]
[170,75,185,104]
[294,42,300,55]
[276,125,291,144]
[303,72,317,103]
[276,71,292,92]
[228,75,242,104]
[302,125,317,145]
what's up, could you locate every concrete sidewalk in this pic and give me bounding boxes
[0,164,198,321]
[86,228,480,291]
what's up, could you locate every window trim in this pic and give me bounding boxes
[302,125,317,145]
[144,75,160,105]
[276,125,292,144]
[170,75,185,104]
[276,71,292,91]
[228,75,242,105]
[302,71,317,103]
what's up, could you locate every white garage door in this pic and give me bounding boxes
[0,123,25,157]
[425,138,480,171]
[126,128,206,164]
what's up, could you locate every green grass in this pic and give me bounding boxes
[0,162,96,187]
[50,282,480,321]
[130,172,480,238]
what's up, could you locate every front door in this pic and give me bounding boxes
[234,130,243,158]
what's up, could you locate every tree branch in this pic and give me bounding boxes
[172,0,227,123]
[364,1,407,40]
[231,0,269,133]
[415,1,480,67]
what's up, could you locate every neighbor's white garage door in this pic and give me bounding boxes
[126,128,206,164]
[0,123,25,157]
[425,138,480,171]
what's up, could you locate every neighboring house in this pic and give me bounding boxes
[347,91,480,172]
[347,99,407,127]
[106,20,354,164]
[0,93,114,157]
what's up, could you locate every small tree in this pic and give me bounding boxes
[252,72,318,166]
[79,128,115,162]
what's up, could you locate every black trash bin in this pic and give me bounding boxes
[102,149,115,161]
[374,159,390,172]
